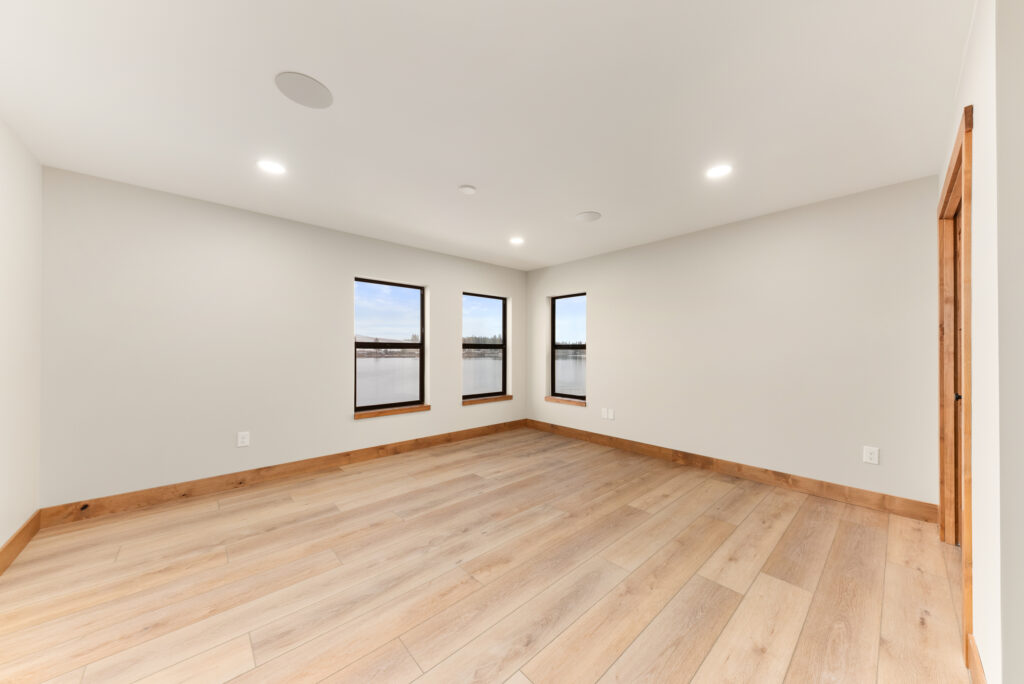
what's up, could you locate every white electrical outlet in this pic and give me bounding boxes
[608,409,615,420]
[601,408,608,419]
[237,431,250,448]
[862,446,879,465]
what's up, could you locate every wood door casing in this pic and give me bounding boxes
[937,105,973,664]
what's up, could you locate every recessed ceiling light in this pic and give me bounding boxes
[257,159,287,175]
[275,72,333,109]
[705,164,733,179]
[509,236,524,245]
[575,211,602,222]
[458,184,477,195]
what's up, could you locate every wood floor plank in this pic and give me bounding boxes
[0,547,228,636]
[887,514,948,578]
[0,511,393,662]
[230,568,481,683]
[460,469,672,584]
[134,635,254,683]
[704,478,771,524]
[523,515,734,684]
[601,478,733,571]
[878,562,969,684]
[415,557,627,684]
[784,520,888,684]
[41,668,85,684]
[698,487,806,593]
[0,551,340,682]
[627,467,709,513]
[597,574,741,683]
[401,505,649,671]
[250,503,560,665]
[319,639,422,684]
[0,542,119,588]
[842,503,889,530]
[761,495,844,592]
[113,500,341,565]
[94,503,550,681]
[691,572,812,684]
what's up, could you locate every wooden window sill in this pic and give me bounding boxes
[545,396,586,407]
[463,395,513,406]
[354,404,431,420]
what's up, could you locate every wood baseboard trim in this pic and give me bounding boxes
[967,633,986,684]
[524,420,938,523]
[0,510,41,576]
[40,419,528,528]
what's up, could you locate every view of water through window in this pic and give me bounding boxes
[462,294,505,396]
[355,355,420,407]
[354,280,423,408]
[462,351,503,396]
[554,352,586,396]
[553,294,586,397]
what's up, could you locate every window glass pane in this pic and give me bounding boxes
[462,294,503,343]
[462,348,503,396]
[554,295,586,344]
[354,280,421,343]
[356,348,420,407]
[554,348,586,396]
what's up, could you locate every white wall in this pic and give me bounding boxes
[41,169,526,506]
[0,119,41,542]
[527,178,938,504]
[950,0,1002,679]
[997,0,1023,680]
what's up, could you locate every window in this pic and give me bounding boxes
[462,293,506,399]
[551,293,586,399]
[354,278,425,411]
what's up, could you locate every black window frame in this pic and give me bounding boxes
[461,292,507,400]
[354,277,426,412]
[551,292,586,400]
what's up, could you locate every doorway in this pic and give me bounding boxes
[937,105,972,662]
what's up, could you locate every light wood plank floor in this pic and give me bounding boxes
[0,429,970,683]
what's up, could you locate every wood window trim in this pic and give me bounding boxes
[354,404,431,420]
[462,395,513,406]
[937,104,973,665]
[545,395,586,407]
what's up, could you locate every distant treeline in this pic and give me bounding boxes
[356,348,420,358]
[462,335,503,344]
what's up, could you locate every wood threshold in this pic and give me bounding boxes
[0,510,41,576]
[462,395,513,406]
[545,396,586,407]
[354,404,431,420]
[524,419,938,523]
[967,633,987,684]
[38,419,526,528]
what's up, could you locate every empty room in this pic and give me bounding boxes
[1,1,1022,682]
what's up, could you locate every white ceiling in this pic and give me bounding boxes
[0,0,973,270]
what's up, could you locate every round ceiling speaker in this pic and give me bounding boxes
[575,211,602,223]
[275,72,333,109]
